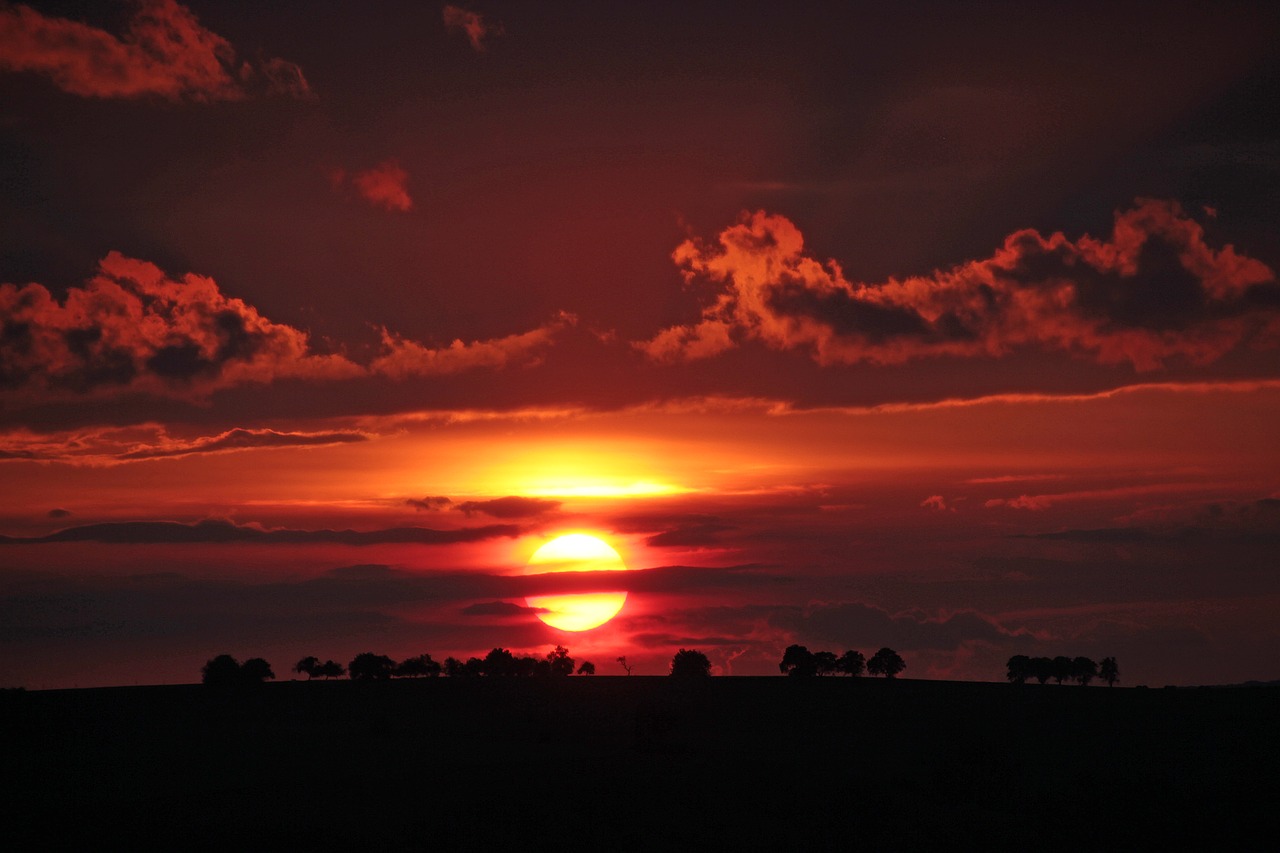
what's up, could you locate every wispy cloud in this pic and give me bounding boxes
[331,160,413,212]
[442,4,501,53]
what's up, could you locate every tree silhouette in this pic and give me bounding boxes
[576,661,595,675]
[443,657,465,677]
[867,647,905,679]
[1052,656,1074,685]
[395,654,442,678]
[837,650,866,677]
[1006,655,1031,684]
[1100,657,1120,687]
[1073,656,1098,686]
[616,656,633,676]
[1030,656,1053,684]
[670,648,711,677]
[483,647,517,677]
[241,658,275,683]
[294,656,320,679]
[349,652,396,681]
[202,654,242,686]
[814,650,839,676]
[779,644,817,677]
[317,660,345,679]
[545,645,575,677]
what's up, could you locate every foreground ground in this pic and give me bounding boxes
[3,677,1276,850]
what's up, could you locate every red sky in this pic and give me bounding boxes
[2,0,1279,688]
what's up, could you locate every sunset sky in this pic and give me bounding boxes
[2,1,1278,688]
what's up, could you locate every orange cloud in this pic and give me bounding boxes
[640,199,1278,370]
[2,254,578,404]
[0,252,360,400]
[443,4,500,52]
[370,312,576,378]
[350,160,413,212]
[0,0,312,101]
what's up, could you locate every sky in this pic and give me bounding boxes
[2,0,1278,688]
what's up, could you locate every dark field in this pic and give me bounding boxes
[4,678,1276,850]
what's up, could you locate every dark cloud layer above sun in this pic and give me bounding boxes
[0,0,312,101]
[0,518,520,546]
[641,200,1279,370]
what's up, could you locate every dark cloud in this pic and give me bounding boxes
[407,496,453,511]
[1024,497,1280,544]
[455,496,562,519]
[645,523,736,547]
[46,508,71,518]
[768,601,1029,652]
[460,601,544,617]
[0,0,312,101]
[640,199,1279,370]
[0,518,520,546]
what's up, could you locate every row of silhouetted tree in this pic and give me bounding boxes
[779,645,906,678]
[204,647,719,684]
[1006,655,1119,686]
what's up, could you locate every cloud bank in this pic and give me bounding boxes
[640,199,1279,370]
[0,0,312,101]
[1,254,574,403]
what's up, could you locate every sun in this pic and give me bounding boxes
[524,533,628,631]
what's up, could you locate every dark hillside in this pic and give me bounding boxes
[3,678,1276,850]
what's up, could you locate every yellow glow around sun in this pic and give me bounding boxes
[524,533,628,631]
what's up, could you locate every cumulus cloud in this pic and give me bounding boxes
[442,4,501,52]
[332,161,413,212]
[0,0,312,101]
[639,199,1279,370]
[370,312,575,378]
[2,254,576,404]
[920,495,951,512]
[0,252,361,400]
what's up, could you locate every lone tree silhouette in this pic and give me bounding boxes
[1100,657,1120,687]
[867,647,905,679]
[616,656,633,675]
[779,644,818,677]
[202,654,242,686]
[670,648,711,677]
[576,661,595,675]
[241,658,275,683]
[837,650,866,677]
[294,656,320,679]
[349,652,396,681]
